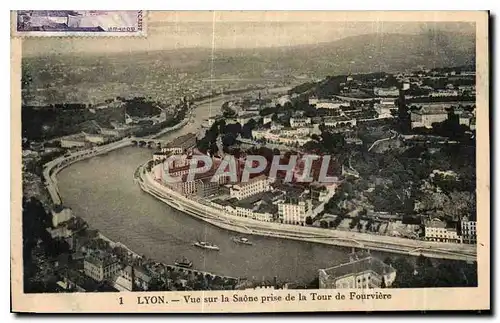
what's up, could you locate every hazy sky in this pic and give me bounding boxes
[22,11,476,56]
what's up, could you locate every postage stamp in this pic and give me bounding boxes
[12,10,146,37]
[10,11,490,313]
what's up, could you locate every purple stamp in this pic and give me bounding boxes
[13,10,146,37]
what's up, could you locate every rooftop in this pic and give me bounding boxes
[123,265,152,283]
[85,251,119,268]
[165,133,196,149]
[412,106,449,115]
[232,174,267,188]
[425,218,446,229]
[60,132,86,141]
[321,255,394,281]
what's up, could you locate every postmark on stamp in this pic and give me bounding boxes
[12,10,146,37]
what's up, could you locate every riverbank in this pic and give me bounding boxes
[42,103,195,205]
[37,92,257,286]
[138,163,476,262]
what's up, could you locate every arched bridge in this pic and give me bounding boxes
[129,137,172,149]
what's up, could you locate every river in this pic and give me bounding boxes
[57,93,387,284]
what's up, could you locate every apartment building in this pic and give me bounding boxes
[424,218,460,243]
[278,197,313,226]
[461,217,477,244]
[318,252,396,289]
[229,175,270,200]
[84,252,121,282]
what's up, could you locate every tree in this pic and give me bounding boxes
[305,216,313,225]
[416,254,433,269]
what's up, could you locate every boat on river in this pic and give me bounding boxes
[193,241,220,251]
[174,257,193,268]
[231,236,253,246]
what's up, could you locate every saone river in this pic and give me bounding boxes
[57,91,389,284]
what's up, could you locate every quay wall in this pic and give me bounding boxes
[138,164,477,262]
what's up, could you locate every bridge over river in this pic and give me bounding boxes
[129,137,173,149]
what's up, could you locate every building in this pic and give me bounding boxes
[163,159,211,184]
[229,175,270,200]
[345,136,363,145]
[323,116,357,128]
[237,113,261,125]
[170,179,197,196]
[162,133,196,154]
[290,117,312,128]
[280,127,311,137]
[60,133,87,148]
[51,206,74,228]
[410,105,449,128]
[59,269,118,292]
[29,141,44,151]
[84,252,121,282]
[165,164,193,179]
[380,98,396,106]
[167,169,223,197]
[276,95,291,106]
[196,178,220,198]
[84,132,106,144]
[118,265,153,291]
[461,217,477,244]
[278,196,313,226]
[153,151,169,162]
[458,85,476,96]
[458,112,474,128]
[374,103,394,119]
[430,89,459,97]
[263,116,273,125]
[318,252,396,289]
[252,129,311,147]
[374,87,400,97]
[314,100,349,110]
[309,96,319,106]
[424,218,460,243]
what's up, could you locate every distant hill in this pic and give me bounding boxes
[211,31,476,76]
[22,31,475,105]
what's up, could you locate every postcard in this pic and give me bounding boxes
[11,10,490,313]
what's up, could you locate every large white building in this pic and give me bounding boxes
[262,116,273,125]
[59,133,87,148]
[410,105,449,129]
[314,100,349,110]
[278,197,313,226]
[51,207,74,228]
[461,217,477,244]
[374,102,395,119]
[374,87,400,97]
[229,175,270,200]
[84,133,106,144]
[84,253,121,282]
[424,218,460,243]
[430,89,459,97]
[290,117,312,128]
[319,252,396,289]
[252,129,311,147]
[323,116,357,128]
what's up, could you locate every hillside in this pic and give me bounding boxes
[22,31,475,104]
[212,31,476,76]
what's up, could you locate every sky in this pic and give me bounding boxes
[22,11,476,56]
